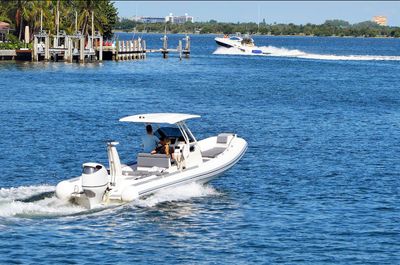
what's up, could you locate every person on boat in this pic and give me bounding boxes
[151,137,174,159]
[142,124,159,153]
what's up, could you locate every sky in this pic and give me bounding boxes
[115,1,400,26]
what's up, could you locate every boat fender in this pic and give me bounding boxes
[121,186,140,202]
[55,180,76,200]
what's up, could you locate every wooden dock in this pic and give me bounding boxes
[0,9,190,63]
[103,34,191,61]
[1,33,191,63]
[0,50,16,60]
[31,30,102,63]
[103,39,146,61]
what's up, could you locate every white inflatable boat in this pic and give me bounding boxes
[56,113,247,209]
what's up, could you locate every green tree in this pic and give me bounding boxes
[0,0,118,42]
[98,0,118,38]
[324,19,350,28]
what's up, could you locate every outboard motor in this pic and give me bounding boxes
[81,163,109,208]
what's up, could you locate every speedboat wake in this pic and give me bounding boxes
[213,46,400,61]
[0,185,86,218]
[0,182,219,218]
[133,182,219,208]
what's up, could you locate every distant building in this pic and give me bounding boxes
[165,13,194,24]
[131,13,194,24]
[372,16,387,26]
[141,17,165,23]
[131,16,140,21]
[132,16,165,23]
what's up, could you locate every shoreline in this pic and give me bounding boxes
[112,30,399,39]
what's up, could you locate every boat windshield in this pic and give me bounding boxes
[229,37,241,40]
[154,127,194,144]
[241,38,253,44]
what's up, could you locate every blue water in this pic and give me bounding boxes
[0,34,399,264]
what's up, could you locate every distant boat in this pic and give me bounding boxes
[214,33,268,55]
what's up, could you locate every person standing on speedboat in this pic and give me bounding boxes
[142,125,159,153]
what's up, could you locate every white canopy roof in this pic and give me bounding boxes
[119,113,200,124]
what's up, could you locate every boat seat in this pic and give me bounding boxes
[217,133,232,144]
[201,147,226,158]
[137,153,171,169]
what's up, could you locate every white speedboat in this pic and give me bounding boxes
[56,113,247,209]
[215,33,268,55]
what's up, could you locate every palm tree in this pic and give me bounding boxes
[0,1,14,24]
[59,1,75,35]
[23,1,51,39]
[75,0,97,35]
[0,0,117,41]
[15,0,30,40]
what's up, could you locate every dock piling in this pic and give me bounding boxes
[33,37,38,61]
[142,40,146,59]
[67,37,73,63]
[184,35,191,58]
[99,36,103,61]
[178,40,182,61]
[115,40,119,61]
[44,35,50,61]
[79,36,84,63]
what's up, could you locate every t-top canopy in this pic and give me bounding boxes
[119,113,201,124]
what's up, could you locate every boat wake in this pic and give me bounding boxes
[133,182,220,208]
[213,46,400,61]
[0,183,219,218]
[0,185,85,218]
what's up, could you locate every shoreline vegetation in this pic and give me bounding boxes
[0,0,117,48]
[115,19,400,38]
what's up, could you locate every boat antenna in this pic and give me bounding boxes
[91,11,94,48]
[257,3,260,33]
[75,10,78,33]
[56,0,60,36]
[40,9,43,32]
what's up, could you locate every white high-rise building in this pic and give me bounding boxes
[165,13,174,23]
[165,13,194,24]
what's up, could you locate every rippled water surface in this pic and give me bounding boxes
[0,34,399,264]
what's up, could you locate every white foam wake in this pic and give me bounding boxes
[0,183,219,217]
[134,182,219,208]
[0,185,54,201]
[0,185,85,218]
[213,46,400,61]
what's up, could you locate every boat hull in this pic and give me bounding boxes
[215,39,234,48]
[56,136,247,209]
[127,136,247,198]
[215,36,267,56]
[139,138,247,197]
